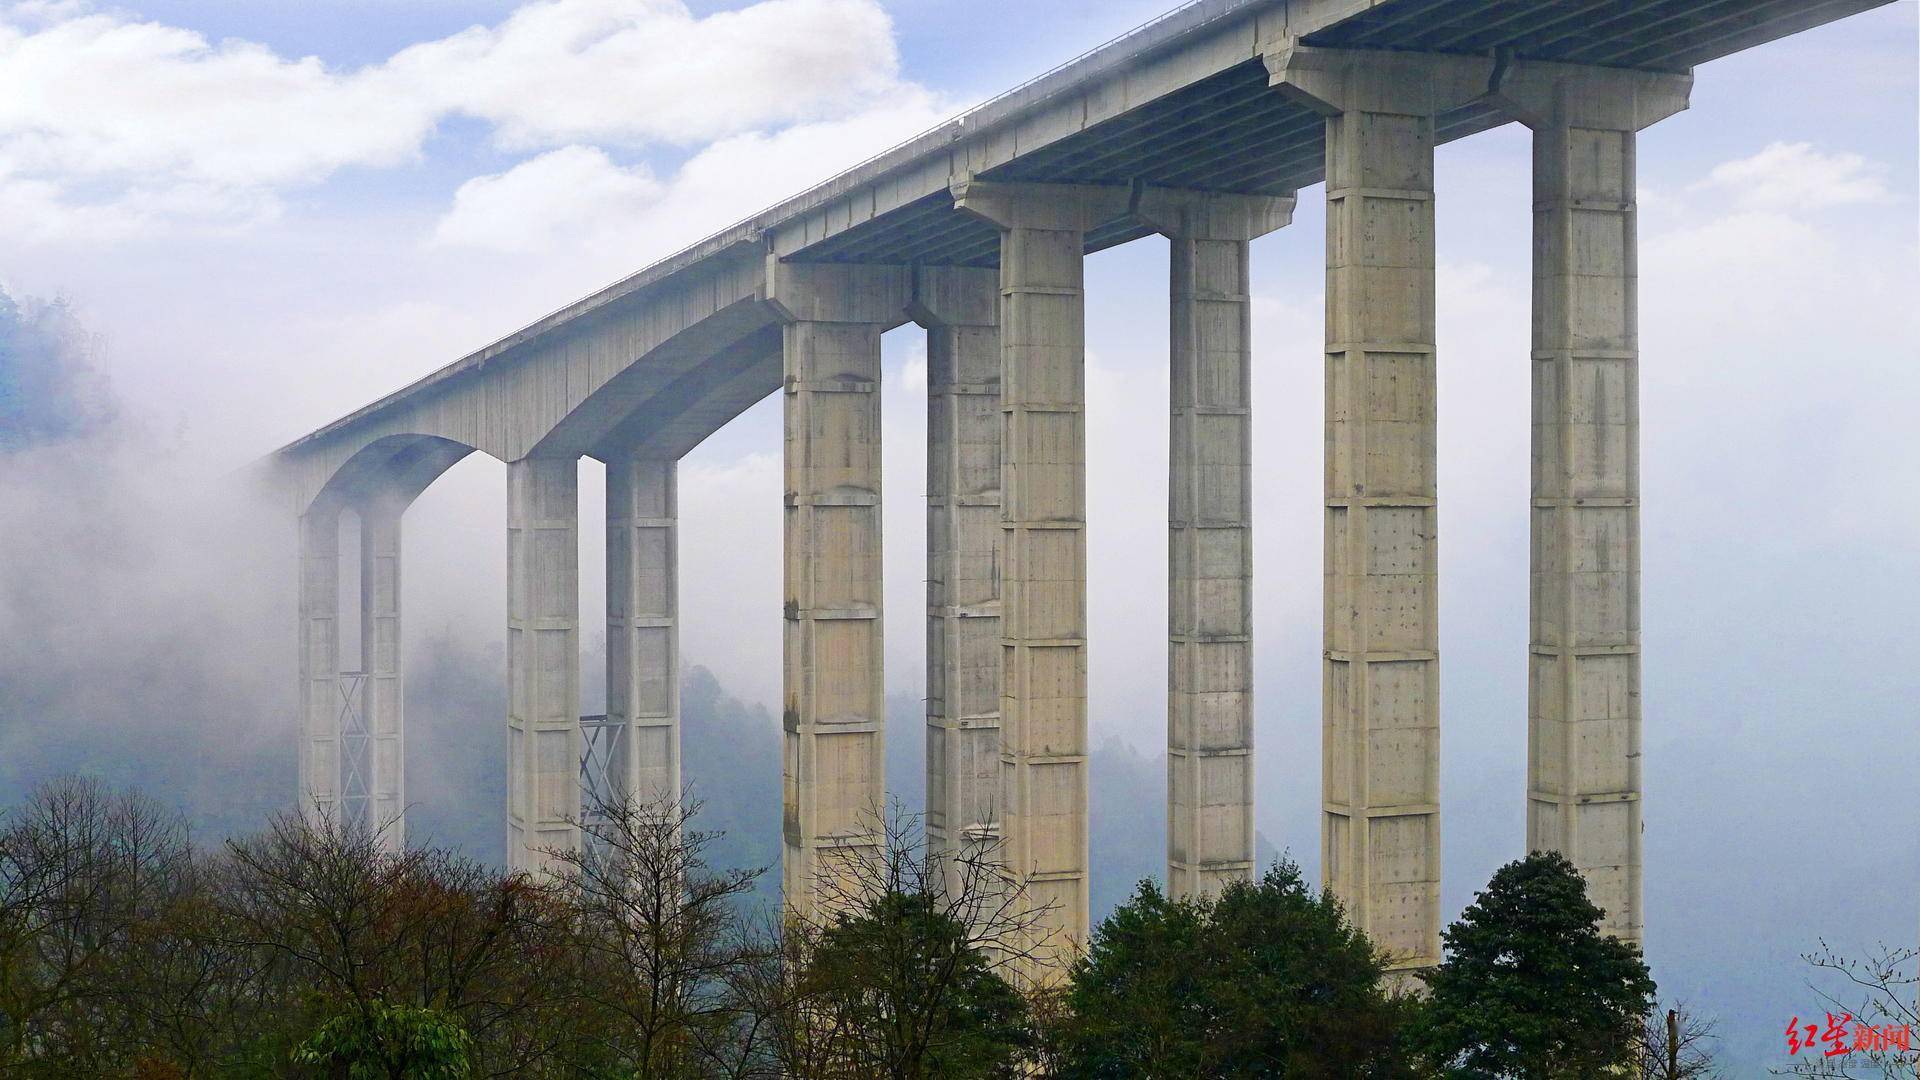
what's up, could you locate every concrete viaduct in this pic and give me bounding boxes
[268,0,1892,978]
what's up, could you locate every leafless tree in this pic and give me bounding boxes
[217,807,579,1077]
[548,789,765,1079]
[1775,939,1919,1078]
[0,777,197,1074]
[744,799,1053,1079]
[1636,1001,1722,1079]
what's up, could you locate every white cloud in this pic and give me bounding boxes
[0,174,280,244]
[385,0,903,149]
[0,0,910,240]
[430,91,951,265]
[1693,140,1889,211]
[0,14,430,185]
[433,146,663,253]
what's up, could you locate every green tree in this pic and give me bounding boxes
[801,890,1029,1078]
[291,999,474,1079]
[745,802,1041,1079]
[1053,862,1412,1078]
[1417,851,1656,1078]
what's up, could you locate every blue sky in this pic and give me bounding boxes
[0,0,1915,1068]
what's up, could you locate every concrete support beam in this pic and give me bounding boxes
[1269,45,1492,973]
[607,455,680,814]
[507,454,581,874]
[768,260,910,920]
[953,179,1130,979]
[913,265,1006,903]
[297,505,342,827]
[358,499,405,851]
[1135,187,1294,900]
[1489,61,1691,946]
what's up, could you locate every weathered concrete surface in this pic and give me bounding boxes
[918,266,1008,904]
[358,499,405,850]
[1136,187,1294,900]
[266,0,1895,984]
[1489,61,1692,947]
[770,261,911,918]
[297,507,341,830]
[954,179,1132,979]
[506,455,582,874]
[1272,45,1493,973]
[296,498,404,853]
[607,455,681,813]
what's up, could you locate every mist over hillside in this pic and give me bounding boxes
[0,283,1246,923]
[3,279,1912,1070]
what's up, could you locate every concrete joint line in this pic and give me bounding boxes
[1536,199,1635,213]
[1328,186,1436,202]
[786,379,878,393]
[1330,341,1436,353]
[788,492,880,507]
[802,608,880,621]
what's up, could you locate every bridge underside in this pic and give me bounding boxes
[796,0,1884,269]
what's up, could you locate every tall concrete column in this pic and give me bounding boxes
[297,504,342,826]
[1270,46,1491,973]
[767,259,910,919]
[1490,62,1690,946]
[953,179,1128,977]
[607,455,680,816]
[1135,187,1294,900]
[358,498,405,851]
[507,454,581,874]
[914,265,1005,902]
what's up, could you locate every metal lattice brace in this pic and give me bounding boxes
[336,672,372,835]
[578,713,624,861]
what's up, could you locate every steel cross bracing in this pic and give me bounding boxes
[336,672,372,835]
[577,713,624,861]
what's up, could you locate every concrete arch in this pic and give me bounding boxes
[307,434,478,518]
[529,296,786,461]
[274,242,769,513]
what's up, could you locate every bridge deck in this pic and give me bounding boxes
[274,0,1888,463]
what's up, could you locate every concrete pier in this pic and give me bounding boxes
[607,455,681,813]
[917,266,1007,901]
[770,261,910,918]
[1137,187,1294,900]
[1272,46,1492,972]
[507,454,582,873]
[297,506,341,827]
[358,499,405,850]
[1490,62,1690,945]
[954,180,1129,976]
